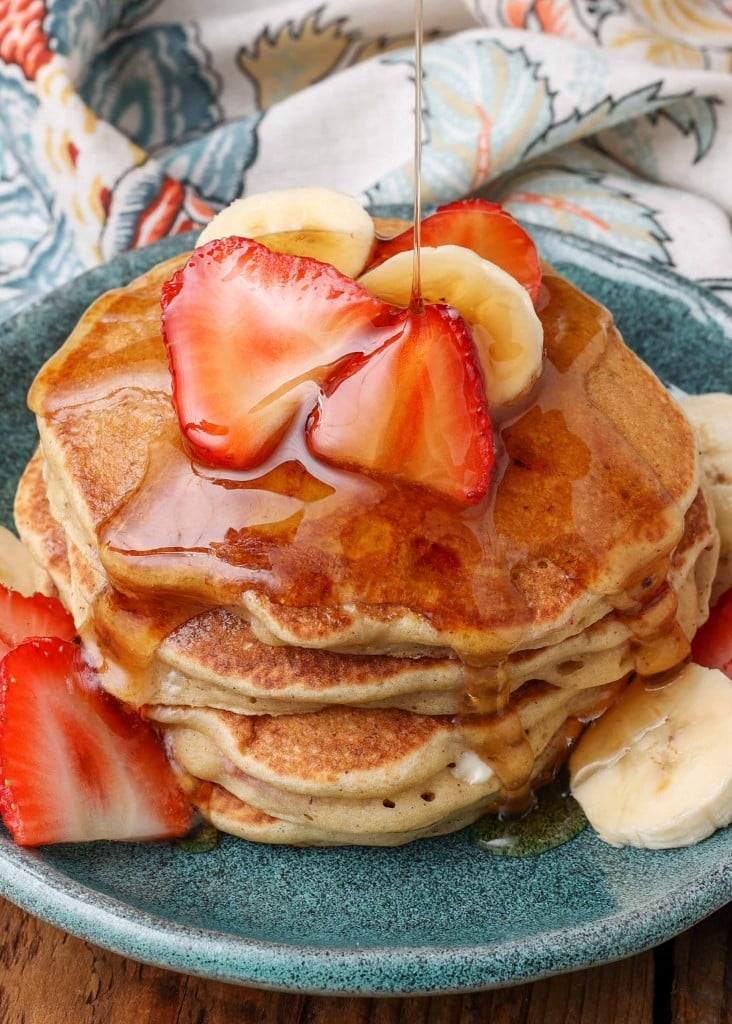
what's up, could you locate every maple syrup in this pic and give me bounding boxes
[410,0,424,314]
[75,271,688,641]
[471,774,587,856]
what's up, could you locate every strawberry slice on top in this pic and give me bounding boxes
[162,236,390,470]
[370,199,542,301]
[0,638,192,846]
[692,588,732,678]
[0,582,76,658]
[306,303,494,505]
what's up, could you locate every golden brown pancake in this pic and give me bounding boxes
[15,222,718,845]
[27,257,698,661]
[146,678,624,843]
[16,455,716,718]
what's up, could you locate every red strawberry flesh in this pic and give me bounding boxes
[162,236,391,469]
[370,198,542,300]
[0,638,192,845]
[0,583,76,658]
[306,303,494,504]
[692,588,732,678]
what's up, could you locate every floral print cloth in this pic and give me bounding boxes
[1,0,731,321]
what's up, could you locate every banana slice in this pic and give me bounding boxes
[358,245,543,408]
[197,187,375,279]
[678,392,732,599]
[0,525,50,597]
[570,664,732,848]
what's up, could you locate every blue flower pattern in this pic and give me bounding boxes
[80,25,222,153]
[0,1,730,318]
[158,116,262,208]
[0,73,86,318]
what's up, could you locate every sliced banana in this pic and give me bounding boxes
[197,187,375,279]
[0,525,51,597]
[570,664,732,849]
[678,392,732,599]
[358,245,543,408]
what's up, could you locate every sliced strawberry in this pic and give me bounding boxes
[0,583,76,658]
[162,236,391,469]
[306,303,494,505]
[692,588,732,677]
[370,199,542,301]
[0,638,192,845]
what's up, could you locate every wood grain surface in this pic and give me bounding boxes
[4,896,728,1023]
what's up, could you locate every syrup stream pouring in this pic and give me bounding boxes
[410,0,424,314]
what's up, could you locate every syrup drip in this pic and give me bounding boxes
[459,706,537,793]
[458,664,536,795]
[81,587,207,707]
[612,566,691,678]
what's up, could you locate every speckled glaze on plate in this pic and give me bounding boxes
[1,224,731,996]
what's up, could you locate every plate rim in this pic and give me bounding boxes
[1,223,731,995]
[1,827,731,995]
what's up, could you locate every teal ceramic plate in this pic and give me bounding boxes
[0,226,731,996]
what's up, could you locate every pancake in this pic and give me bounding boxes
[15,455,717,718]
[14,426,717,845]
[27,256,698,662]
[14,217,718,845]
[172,778,496,847]
[146,678,625,843]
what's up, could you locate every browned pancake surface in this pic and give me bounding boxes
[28,255,697,658]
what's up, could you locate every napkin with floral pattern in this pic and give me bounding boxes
[1,0,731,321]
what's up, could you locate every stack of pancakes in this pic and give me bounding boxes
[15,245,719,846]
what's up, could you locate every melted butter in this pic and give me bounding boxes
[458,707,536,793]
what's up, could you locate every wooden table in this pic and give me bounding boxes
[1,898,729,1023]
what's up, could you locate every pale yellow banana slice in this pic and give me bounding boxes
[0,525,51,596]
[358,245,543,408]
[570,664,732,848]
[197,187,375,279]
[678,392,732,599]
